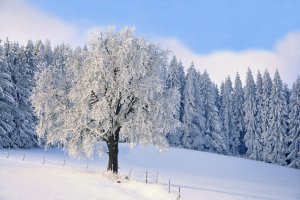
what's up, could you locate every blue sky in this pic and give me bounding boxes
[26,0,300,54]
[1,0,299,85]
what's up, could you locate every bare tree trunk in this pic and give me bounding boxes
[107,127,120,173]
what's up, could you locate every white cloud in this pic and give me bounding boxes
[0,0,84,46]
[0,0,299,86]
[160,32,300,86]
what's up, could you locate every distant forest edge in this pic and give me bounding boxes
[0,37,299,169]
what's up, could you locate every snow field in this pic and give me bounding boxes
[0,151,177,200]
[0,144,300,200]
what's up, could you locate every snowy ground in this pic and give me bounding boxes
[0,144,299,200]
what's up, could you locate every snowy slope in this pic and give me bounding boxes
[0,144,299,200]
[0,152,176,200]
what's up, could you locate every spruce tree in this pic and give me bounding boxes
[232,73,246,155]
[287,77,300,168]
[223,77,237,154]
[0,40,17,148]
[212,83,221,112]
[265,70,288,165]
[201,70,227,154]
[166,56,185,146]
[12,43,37,147]
[244,69,261,160]
[261,70,272,161]
[219,81,225,124]
[182,63,205,150]
[3,42,37,147]
[255,71,263,160]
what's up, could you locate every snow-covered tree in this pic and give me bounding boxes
[219,81,225,122]
[261,70,272,161]
[254,71,263,160]
[166,56,185,146]
[265,70,288,165]
[182,63,205,150]
[232,73,246,155]
[33,43,79,145]
[0,39,17,147]
[0,40,16,147]
[34,40,53,71]
[287,77,300,168]
[283,83,291,106]
[32,27,179,173]
[10,43,37,147]
[201,70,227,154]
[244,69,262,160]
[25,40,37,76]
[222,77,237,154]
[212,83,221,111]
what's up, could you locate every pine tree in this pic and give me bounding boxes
[0,41,13,147]
[182,63,205,150]
[219,81,225,124]
[212,83,221,111]
[0,39,17,148]
[232,73,246,155]
[244,69,261,160]
[25,40,37,77]
[177,61,185,122]
[2,41,37,148]
[34,40,53,72]
[11,43,37,147]
[201,70,227,154]
[166,56,185,146]
[283,83,291,106]
[287,77,300,168]
[254,71,263,160]
[261,70,272,161]
[222,77,237,154]
[265,70,288,165]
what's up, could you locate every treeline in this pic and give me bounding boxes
[167,57,300,169]
[0,39,299,169]
[0,39,52,148]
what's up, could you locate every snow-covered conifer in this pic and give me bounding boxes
[254,71,263,160]
[261,70,272,161]
[287,77,300,168]
[201,70,227,154]
[0,40,17,148]
[232,73,246,155]
[265,70,288,165]
[166,56,185,146]
[222,77,237,154]
[219,81,225,123]
[35,40,53,71]
[10,43,37,147]
[182,63,205,150]
[244,69,262,160]
[212,83,221,111]
[283,83,291,106]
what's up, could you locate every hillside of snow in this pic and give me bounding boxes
[1,144,299,200]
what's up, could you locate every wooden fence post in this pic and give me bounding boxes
[43,156,45,165]
[169,179,170,194]
[22,153,25,161]
[156,172,158,184]
[146,170,148,184]
[128,169,132,180]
